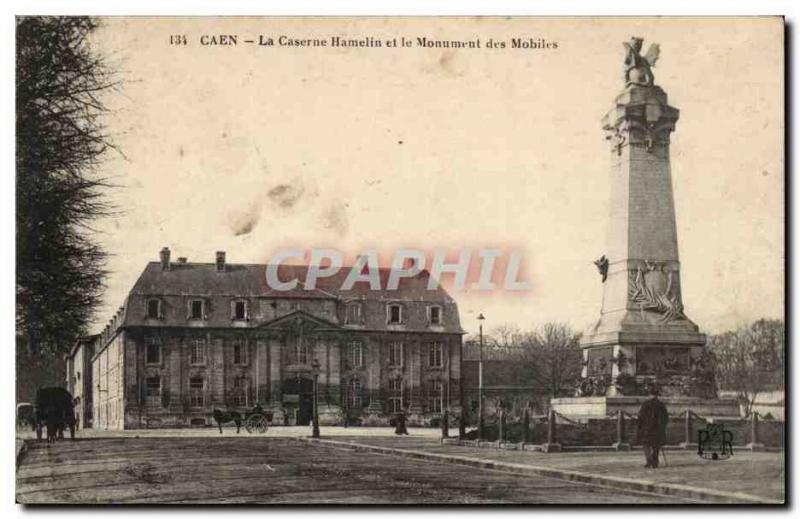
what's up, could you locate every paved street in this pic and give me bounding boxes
[339,437,785,503]
[16,436,685,504]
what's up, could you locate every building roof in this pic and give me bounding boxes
[104,260,463,335]
[129,262,456,302]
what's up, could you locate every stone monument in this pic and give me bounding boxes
[551,38,739,419]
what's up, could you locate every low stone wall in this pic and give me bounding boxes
[465,416,784,449]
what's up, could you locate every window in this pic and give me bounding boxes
[346,378,362,409]
[345,303,362,324]
[190,338,206,365]
[429,342,443,368]
[189,377,205,408]
[295,342,308,364]
[388,342,404,367]
[145,338,161,365]
[429,305,442,325]
[348,341,363,368]
[428,379,444,413]
[145,376,161,408]
[232,377,249,407]
[146,299,161,319]
[388,378,403,413]
[387,304,402,324]
[233,339,248,365]
[188,299,204,320]
[232,300,248,320]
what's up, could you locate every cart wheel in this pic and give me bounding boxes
[246,413,265,434]
[256,417,268,434]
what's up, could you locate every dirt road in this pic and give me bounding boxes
[17,437,682,504]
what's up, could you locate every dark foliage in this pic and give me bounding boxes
[16,17,118,359]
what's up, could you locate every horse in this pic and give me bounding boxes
[212,409,242,434]
[42,406,62,443]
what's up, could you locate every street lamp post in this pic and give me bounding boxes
[311,359,321,438]
[477,313,485,440]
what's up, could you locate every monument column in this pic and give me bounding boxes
[551,38,738,418]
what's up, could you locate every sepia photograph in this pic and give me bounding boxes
[13,15,785,506]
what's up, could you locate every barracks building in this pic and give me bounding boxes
[88,248,464,429]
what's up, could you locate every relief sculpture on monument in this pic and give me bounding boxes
[628,260,685,323]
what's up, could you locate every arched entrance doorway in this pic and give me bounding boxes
[282,376,314,426]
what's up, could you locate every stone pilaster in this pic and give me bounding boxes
[167,339,183,413]
[268,337,285,423]
[210,336,225,406]
[366,338,384,414]
[318,338,342,425]
[407,341,424,414]
[255,339,268,405]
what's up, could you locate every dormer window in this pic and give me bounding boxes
[429,305,442,325]
[146,299,161,320]
[231,300,248,320]
[345,302,362,324]
[188,299,205,320]
[387,304,403,324]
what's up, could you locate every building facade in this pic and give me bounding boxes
[65,335,96,429]
[92,248,463,430]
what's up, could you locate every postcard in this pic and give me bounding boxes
[15,16,785,504]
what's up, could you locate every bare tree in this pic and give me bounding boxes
[16,17,119,361]
[522,323,583,398]
[709,319,784,417]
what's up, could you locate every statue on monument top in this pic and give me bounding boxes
[622,37,660,87]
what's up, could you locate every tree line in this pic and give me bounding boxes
[465,318,785,418]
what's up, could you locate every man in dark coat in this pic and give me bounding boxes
[394,410,409,435]
[637,385,669,468]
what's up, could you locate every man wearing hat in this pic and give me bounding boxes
[637,385,669,468]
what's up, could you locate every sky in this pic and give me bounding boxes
[88,17,784,337]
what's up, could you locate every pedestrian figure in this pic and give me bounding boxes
[441,408,449,438]
[637,385,669,468]
[394,410,409,435]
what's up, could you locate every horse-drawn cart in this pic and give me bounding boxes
[213,405,273,434]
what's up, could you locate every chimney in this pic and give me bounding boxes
[216,251,226,272]
[160,247,171,271]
